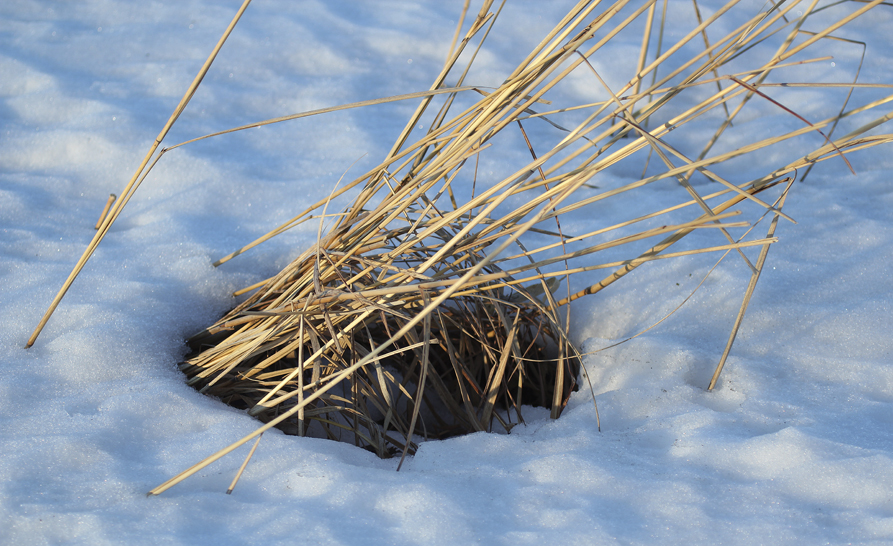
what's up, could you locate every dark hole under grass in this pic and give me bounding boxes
[181,288,580,458]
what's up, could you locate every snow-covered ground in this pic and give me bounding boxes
[2,1,892,544]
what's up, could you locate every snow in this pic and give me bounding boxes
[2,0,892,544]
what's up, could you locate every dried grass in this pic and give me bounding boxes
[23,0,893,494]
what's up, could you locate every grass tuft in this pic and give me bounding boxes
[23,0,893,494]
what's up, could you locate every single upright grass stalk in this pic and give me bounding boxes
[25,0,255,348]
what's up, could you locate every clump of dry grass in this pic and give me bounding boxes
[181,236,579,460]
[25,0,893,495]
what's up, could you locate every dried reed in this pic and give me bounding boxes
[22,0,893,495]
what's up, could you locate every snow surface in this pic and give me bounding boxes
[2,1,892,544]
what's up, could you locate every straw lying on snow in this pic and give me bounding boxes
[22,0,893,494]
